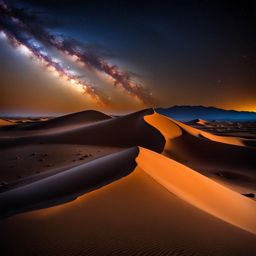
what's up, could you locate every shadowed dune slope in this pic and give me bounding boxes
[0,110,111,131]
[136,147,256,235]
[0,147,139,218]
[1,109,165,153]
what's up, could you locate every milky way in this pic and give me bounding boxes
[0,0,153,106]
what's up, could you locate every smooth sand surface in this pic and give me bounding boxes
[136,147,256,234]
[15,110,111,130]
[0,109,165,152]
[0,108,255,256]
[174,118,246,147]
[145,111,256,194]
[0,119,13,126]
[0,110,111,137]
[0,148,138,217]
[1,165,255,256]
[0,144,121,186]
[186,119,256,146]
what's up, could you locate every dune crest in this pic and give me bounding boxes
[144,111,256,194]
[146,111,244,147]
[187,118,208,126]
[173,118,245,147]
[0,148,139,218]
[136,147,256,234]
[196,119,208,125]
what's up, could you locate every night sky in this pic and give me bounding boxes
[0,0,256,115]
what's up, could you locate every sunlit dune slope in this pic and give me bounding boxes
[144,111,256,193]
[173,117,245,146]
[147,111,244,147]
[187,118,208,126]
[196,118,208,125]
[0,108,256,256]
[0,119,13,127]
[136,147,256,234]
[2,163,256,256]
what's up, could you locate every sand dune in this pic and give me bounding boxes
[19,110,111,130]
[0,144,122,186]
[151,113,245,147]
[136,147,256,234]
[0,148,138,217]
[145,111,256,193]
[1,158,255,256]
[185,119,256,147]
[0,108,256,255]
[0,109,165,153]
[0,110,111,133]
[196,118,207,125]
[187,118,208,126]
[173,117,246,146]
[0,119,13,127]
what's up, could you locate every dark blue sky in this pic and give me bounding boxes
[1,0,256,114]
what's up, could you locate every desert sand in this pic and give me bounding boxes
[0,119,13,127]
[145,112,256,194]
[0,109,255,255]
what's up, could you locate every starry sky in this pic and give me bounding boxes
[0,0,256,115]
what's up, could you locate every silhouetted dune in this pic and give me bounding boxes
[0,109,166,153]
[0,110,111,131]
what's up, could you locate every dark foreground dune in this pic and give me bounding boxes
[0,108,255,256]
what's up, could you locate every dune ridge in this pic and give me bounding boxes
[0,109,165,153]
[0,147,139,218]
[145,111,256,193]
[0,110,111,135]
[20,110,111,130]
[149,111,245,147]
[0,108,256,256]
[136,147,256,235]
[2,160,256,256]
[173,118,247,147]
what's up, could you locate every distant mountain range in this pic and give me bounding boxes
[156,106,256,121]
